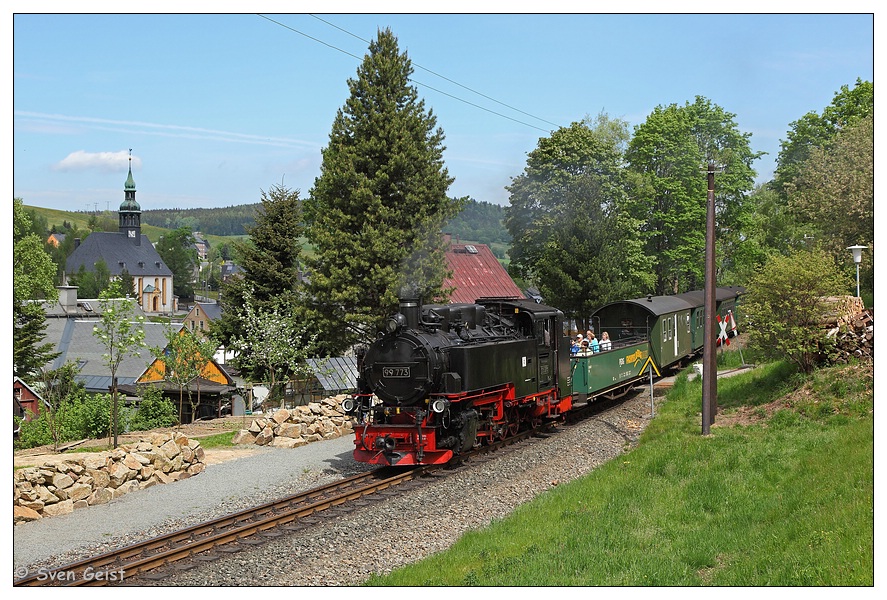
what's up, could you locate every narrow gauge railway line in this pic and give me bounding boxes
[14,430,536,587]
[14,392,636,588]
[13,467,421,587]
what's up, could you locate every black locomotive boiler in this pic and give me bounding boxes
[343,297,572,465]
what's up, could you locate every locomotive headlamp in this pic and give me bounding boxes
[386,313,407,334]
[431,398,450,414]
[341,397,356,413]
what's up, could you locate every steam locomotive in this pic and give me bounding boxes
[342,288,742,466]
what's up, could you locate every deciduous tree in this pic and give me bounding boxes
[14,197,59,381]
[155,227,199,299]
[625,97,761,294]
[229,288,318,407]
[505,115,651,327]
[741,249,851,373]
[92,281,146,446]
[774,79,873,198]
[786,114,873,296]
[150,325,218,423]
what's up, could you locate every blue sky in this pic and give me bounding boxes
[11,9,876,213]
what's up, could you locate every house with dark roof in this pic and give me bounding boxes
[192,232,210,260]
[64,156,175,314]
[220,261,243,283]
[443,239,526,304]
[130,328,235,422]
[182,302,222,337]
[43,313,176,395]
[36,285,235,422]
[47,232,66,248]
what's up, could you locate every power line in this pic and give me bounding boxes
[257,14,559,134]
[308,14,563,131]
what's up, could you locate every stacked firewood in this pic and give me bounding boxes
[823,296,874,363]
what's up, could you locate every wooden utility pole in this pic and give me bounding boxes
[702,164,718,435]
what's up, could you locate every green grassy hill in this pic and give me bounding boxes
[369,354,874,586]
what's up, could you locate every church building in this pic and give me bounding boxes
[65,155,175,314]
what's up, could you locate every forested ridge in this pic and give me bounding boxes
[140,204,259,236]
[138,198,508,246]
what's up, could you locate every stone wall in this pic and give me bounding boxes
[231,394,354,448]
[14,432,204,525]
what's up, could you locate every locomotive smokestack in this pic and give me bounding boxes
[399,297,420,329]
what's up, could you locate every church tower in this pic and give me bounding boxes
[119,149,141,245]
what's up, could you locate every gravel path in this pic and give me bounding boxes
[12,390,657,586]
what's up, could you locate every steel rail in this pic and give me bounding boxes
[14,467,421,587]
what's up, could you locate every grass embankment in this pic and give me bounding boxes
[368,356,874,586]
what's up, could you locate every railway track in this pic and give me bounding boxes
[14,394,631,587]
[13,467,426,587]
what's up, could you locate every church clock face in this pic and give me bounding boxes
[128,230,136,238]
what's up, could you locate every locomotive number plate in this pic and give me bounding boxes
[382,367,411,378]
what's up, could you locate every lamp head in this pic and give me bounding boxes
[847,245,867,264]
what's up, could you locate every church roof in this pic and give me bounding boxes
[65,232,173,277]
[124,165,136,191]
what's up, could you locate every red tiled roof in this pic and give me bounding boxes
[444,243,524,304]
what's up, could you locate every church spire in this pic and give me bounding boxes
[119,149,141,244]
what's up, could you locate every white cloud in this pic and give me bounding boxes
[53,150,141,173]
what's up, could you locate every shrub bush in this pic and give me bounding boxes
[65,392,113,440]
[130,387,179,431]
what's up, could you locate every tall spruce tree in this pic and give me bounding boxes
[214,184,304,350]
[303,28,461,354]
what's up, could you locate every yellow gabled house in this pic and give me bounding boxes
[129,327,235,422]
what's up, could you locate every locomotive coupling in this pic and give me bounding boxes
[374,435,397,452]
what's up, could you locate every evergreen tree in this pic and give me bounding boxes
[214,184,304,349]
[303,28,462,354]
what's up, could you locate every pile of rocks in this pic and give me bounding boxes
[14,432,204,524]
[231,395,354,448]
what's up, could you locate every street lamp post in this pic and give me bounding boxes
[847,245,867,298]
